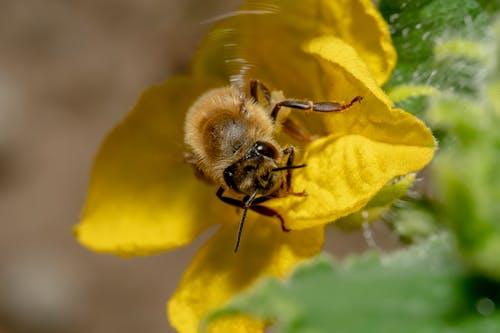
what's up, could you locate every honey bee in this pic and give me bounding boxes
[184,80,361,252]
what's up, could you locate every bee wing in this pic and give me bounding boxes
[198,3,281,93]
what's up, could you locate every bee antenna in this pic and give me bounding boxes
[271,164,306,172]
[234,189,259,253]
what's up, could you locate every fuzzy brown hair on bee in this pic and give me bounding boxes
[184,80,362,252]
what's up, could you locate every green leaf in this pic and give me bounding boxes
[386,84,438,102]
[434,39,488,63]
[378,0,500,113]
[430,18,500,280]
[391,203,440,243]
[201,235,500,332]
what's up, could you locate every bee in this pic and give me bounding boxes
[184,80,362,252]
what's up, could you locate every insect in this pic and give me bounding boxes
[184,80,362,252]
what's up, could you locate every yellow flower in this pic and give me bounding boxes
[74,1,435,332]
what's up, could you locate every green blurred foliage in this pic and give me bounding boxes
[429,18,500,280]
[379,0,500,115]
[390,202,440,243]
[202,235,500,333]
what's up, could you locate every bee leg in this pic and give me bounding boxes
[282,146,307,196]
[216,188,290,233]
[236,194,291,232]
[271,95,363,121]
[250,79,271,106]
[216,187,246,209]
[216,187,276,211]
[283,146,295,192]
[249,205,290,232]
[282,117,317,143]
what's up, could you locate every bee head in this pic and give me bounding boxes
[223,141,282,196]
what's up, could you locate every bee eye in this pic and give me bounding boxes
[255,141,277,159]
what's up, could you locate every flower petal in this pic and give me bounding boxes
[75,77,224,256]
[168,219,324,333]
[268,135,434,229]
[264,36,436,230]
[193,0,395,92]
[304,36,435,146]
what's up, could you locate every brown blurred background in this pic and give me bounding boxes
[0,1,399,332]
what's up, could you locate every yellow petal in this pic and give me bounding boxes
[168,219,324,333]
[268,136,434,229]
[193,0,395,92]
[304,36,435,146]
[75,77,225,256]
[264,37,436,230]
[336,174,416,230]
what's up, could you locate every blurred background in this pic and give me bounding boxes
[0,1,400,332]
